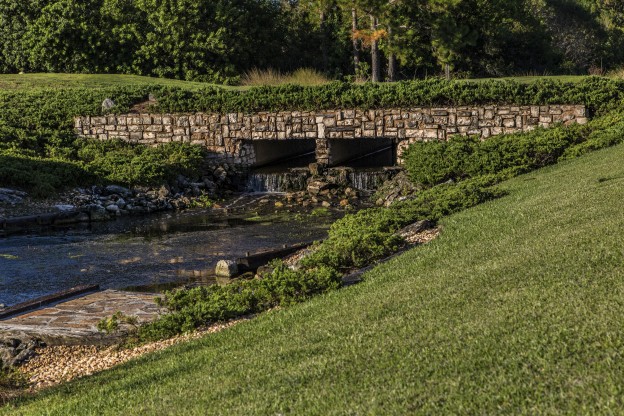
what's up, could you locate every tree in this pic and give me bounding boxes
[0,0,46,72]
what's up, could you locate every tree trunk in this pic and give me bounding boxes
[445,63,450,80]
[387,26,396,82]
[320,10,328,72]
[370,14,380,82]
[351,7,359,73]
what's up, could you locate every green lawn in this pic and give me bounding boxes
[0,73,241,91]
[4,142,624,414]
[0,73,594,92]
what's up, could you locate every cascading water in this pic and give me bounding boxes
[245,168,310,193]
[348,169,391,191]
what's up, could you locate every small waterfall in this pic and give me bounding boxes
[245,169,309,193]
[348,170,390,191]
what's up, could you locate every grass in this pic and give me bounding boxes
[5,141,624,413]
[0,73,590,91]
[0,73,242,91]
[241,68,331,86]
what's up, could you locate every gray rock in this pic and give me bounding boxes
[0,193,22,205]
[215,260,238,278]
[0,337,43,369]
[397,220,435,242]
[106,204,120,213]
[0,188,27,197]
[53,204,76,212]
[105,185,131,196]
[115,198,126,208]
[102,98,116,112]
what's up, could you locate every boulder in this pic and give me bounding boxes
[0,337,43,369]
[101,98,116,112]
[104,185,131,197]
[215,260,238,278]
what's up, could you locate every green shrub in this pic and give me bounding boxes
[138,262,341,341]
[154,77,624,115]
[403,108,624,187]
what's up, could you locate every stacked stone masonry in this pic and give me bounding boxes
[75,105,588,166]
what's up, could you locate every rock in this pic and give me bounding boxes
[102,98,115,112]
[321,201,331,208]
[85,204,109,221]
[307,180,330,195]
[0,188,27,197]
[158,185,170,199]
[214,167,227,181]
[115,198,126,208]
[215,260,238,278]
[339,199,350,207]
[104,185,131,197]
[274,201,284,208]
[106,204,120,213]
[309,163,321,176]
[0,193,23,205]
[0,337,43,369]
[397,219,434,240]
[53,205,76,212]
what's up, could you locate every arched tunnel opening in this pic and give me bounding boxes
[328,138,397,168]
[250,139,317,171]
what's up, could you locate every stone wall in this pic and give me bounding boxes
[75,105,588,166]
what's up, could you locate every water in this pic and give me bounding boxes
[348,170,391,191]
[0,205,338,306]
[245,168,310,193]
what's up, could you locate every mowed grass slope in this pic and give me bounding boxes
[6,144,624,414]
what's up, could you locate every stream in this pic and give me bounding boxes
[0,198,341,307]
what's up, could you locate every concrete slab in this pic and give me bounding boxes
[0,290,166,345]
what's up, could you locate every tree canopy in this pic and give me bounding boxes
[0,0,622,82]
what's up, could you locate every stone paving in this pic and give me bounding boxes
[0,290,165,345]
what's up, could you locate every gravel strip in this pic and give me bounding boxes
[20,319,244,391]
[403,227,441,245]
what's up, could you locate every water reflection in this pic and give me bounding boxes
[0,206,339,306]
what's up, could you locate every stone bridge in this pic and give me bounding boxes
[75,105,588,168]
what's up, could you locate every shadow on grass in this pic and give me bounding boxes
[0,154,94,197]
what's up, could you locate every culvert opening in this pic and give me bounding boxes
[328,138,397,168]
[251,139,316,171]
[244,139,316,193]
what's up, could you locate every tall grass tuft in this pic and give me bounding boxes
[241,68,330,86]
[608,67,624,79]
[287,68,330,86]
[241,68,284,86]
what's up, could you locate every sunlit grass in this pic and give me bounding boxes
[5,143,624,414]
[0,73,242,91]
[241,68,331,86]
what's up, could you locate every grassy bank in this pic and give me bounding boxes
[5,141,624,414]
[0,74,235,91]
[3,74,620,196]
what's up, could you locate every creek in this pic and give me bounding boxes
[0,197,340,307]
